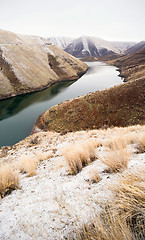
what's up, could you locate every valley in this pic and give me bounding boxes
[0,61,122,147]
[0,30,145,240]
[35,49,145,133]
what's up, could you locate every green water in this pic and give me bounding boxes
[0,62,123,147]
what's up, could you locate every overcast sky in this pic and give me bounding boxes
[0,0,145,42]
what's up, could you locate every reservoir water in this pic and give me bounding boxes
[0,62,123,147]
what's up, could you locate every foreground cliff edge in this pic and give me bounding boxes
[0,29,88,100]
[34,49,145,132]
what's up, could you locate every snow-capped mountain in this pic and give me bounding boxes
[47,37,73,49]
[64,36,118,58]
[64,36,136,58]
[47,36,136,58]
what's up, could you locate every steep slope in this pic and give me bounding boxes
[35,50,145,132]
[0,30,88,100]
[64,36,118,58]
[125,41,145,55]
[47,37,73,49]
[107,49,145,82]
[111,41,136,53]
[64,36,136,58]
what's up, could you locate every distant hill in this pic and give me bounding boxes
[80,56,98,62]
[125,41,145,55]
[47,37,73,49]
[107,49,145,82]
[48,36,136,58]
[0,30,88,100]
[64,36,118,57]
[111,41,136,53]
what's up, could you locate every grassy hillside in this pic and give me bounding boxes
[35,49,145,133]
[107,49,145,82]
[0,29,88,99]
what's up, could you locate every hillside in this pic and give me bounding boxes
[125,41,145,55]
[64,36,120,58]
[0,30,88,100]
[47,37,73,49]
[107,49,145,82]
[0,125,145,239]
[0,35,145,239]
[34,49,145,133]
[48,36,136,58]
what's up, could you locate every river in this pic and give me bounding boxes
[0,62,123,147]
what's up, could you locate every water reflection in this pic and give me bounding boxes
[0,81,74,121]
[0,62,123,147]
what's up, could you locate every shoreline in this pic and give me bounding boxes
[0,69,88,101]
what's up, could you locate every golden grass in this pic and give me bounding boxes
[70,168,145,240]
[34,151,53,162]
[83,140,98,161]
[18,155,37,177]
[0,164,19,198]
[63,144,83,174]
[104,133,137,150]
[111,169,145,237]
[63,140,97,174]
[88,168,101,183]
[75,211,133,240]
[135,133,145,153]
[101,148,131,172]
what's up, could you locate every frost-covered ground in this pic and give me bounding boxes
[0,126,145,239]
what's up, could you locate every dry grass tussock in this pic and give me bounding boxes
[0,164,19,198]
[101,148,131,172]
[88,168,101,183]
[70,168,145,240]
[98,125,145,142]
[18,155,37,177]
[74,211,133,240]
[63,139,97,174]
[111,168,145,237]
[135,133,145,153]
[104,133,137,150]
[34,151,53,162]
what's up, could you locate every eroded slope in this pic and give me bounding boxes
[0,30,88,99]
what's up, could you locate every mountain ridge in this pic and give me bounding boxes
[125,41,145,55]
[48,36,136,58]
